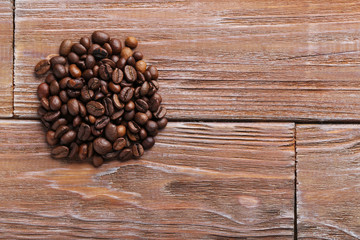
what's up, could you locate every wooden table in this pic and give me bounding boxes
[0,0,359,239]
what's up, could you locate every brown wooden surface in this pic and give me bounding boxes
[13,0,360,121]
[296,124,360,239]
[0,120,294,239]
[0,0,13,117]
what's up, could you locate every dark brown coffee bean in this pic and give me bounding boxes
[103,97,114,116]
[67,89,80,98]
[135,60,146,73]
[148,80,159,96]
[80,37,91,49]
[134,112,149,125]
[68,52,79,64]
[136,72,145,85]
[119,87,134,103]
[43,111,61,122]
[112,68,123,84]
[118,148,132,161]
[125,101,135,111]
[79,102,87,118]
[133,51,143,61]
[123,110,135,121]
[93,155,104,167]
[135,99,148,113]
[113,137,126,151]
[59,90,68,103]
[72,43,87,56]
[132,143,144,158]
[68,142,79,159]
[109,38,122,54]
[99,63,113,80]
[78,143,88,161]
[86,142,93,159]
[112,94,124,109]
[145,110,152,119]
[92,31,110,45]
[116,57,127,70]
[100,80,109,95]
[154,106,167,119]
[87,43,100,54]
[108,82,121,93]
[121,47,133,60]
[140,81,149,96]
[124,65,137,82]
[60,130,77,145]
[125,36,138,49]
[76,60,86,70]
[94,91,105,101]
[127,130,140,142]
[128,121,141,133]
[67,64,80,78]
[139,128,147,140]
[93,137,112,155]
[105,123,117,142]
[61,104,68,116]
[149,97,160,112]
[95,116,110,129]
[35,59,50,75]
[91,125,103,136]
[93,47,108,59]
[85,55,96,70]
[55,125,70,139]
[88,77,101,90]
[49,95,62,111]
[111,55,120,63]
[67,78,83,90]
[124,136,132,147]
[157,118,168,129]
[49,80,60,95]
[142,136,155,150]
[103,151,120,160]
[111,110,124,121]
[82,69,94,80]
[58,77,69,89]
[116,125,126,137]
[145,120,158,135]
[148,66,159,80]
[41,117,51,128]
[81,86,94,102]
[144,70,152,81]
[78,123,91,141]
[59,39,73,56]
[101,58,116,68]
[53,64,67,79]
[86,101,105,117]
[38,106,47,116]
[73,115,82,128]
[50,56,66,67]
[51,118,67,131]
[120,80,133,88]
[45,74,57,84]
[127,56,136,67]
[67,98,79,116]
[134,87,141,99]
[40,97,50,111]
[51,145,69,159]
[37,82,50,99]
[46,130,58,146]
[103,42,112,56]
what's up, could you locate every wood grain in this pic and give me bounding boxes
[296,124,360,239]
[0,0,13,117]
[13,0,360,121]
[0,120,294,239]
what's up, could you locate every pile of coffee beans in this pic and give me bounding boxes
[35,31,167,167]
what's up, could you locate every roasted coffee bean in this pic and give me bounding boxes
[95,116,110,129]
[35,59,50,75]
[60,104,68,116]
[101,58,116,68]
[68,52,79,64]
[88,43,100,55]
[154,106,167,119]
[111,55,119,63]
[103,43,113,56]
[40,97,50,111]
[67,64,81,78]
[127,130,140,142]
[112,68,123,84]
[49,80,60,95]
[128,121,141,133]
[99,63,112,80]
[133,51,143,61]
[119,87,134,103]
[120,80,133,88]
[100,80,109,95]
[135,99,148,113]
[53,64,67,79]
[136,72,145,85]
[105,123,117,142]
[93,47,108,59]
[86,101,105,117]
[78,143,88,161]
[92,31,110,45]
[51,118,67,131]
[59,90,69,103]
[80,37,91,49]
[88,77,101,90]
[55,125,70,139]
[49,95,62,111]
[78,123,91,141]
[149,98,160,112]
[108,82,121,93]
[124,136,132,147]
[37,83,49,99]
[144,70,152,81]
[113,137,126,151]
[67,78,83,90]
[46,130,58,146]
[139,128,147,140]
[110,38,122,54]
[125,36,138,49]
[118,148,132,161]
[87,142,94,158]
[123,110,135,121]
[67,98,80,116]
[94,91,105,101]
[67,89,80,98]
[112,94,124,109]
[59,39,73,56]
[85,55,96,69]
[68,142,79,159]
[102,97,113,116]
[134,87,141,99]
[43,111,61,122]
[145,110,152,120]
[76,60,86,70]
[148,80,159,96]
[81,86,94,102]
[51,145,69,159]
[58,77,69,89]
[127,56,136,67]
[41,117,51,128]
[88,115,96,124]
[50,56,66,67]
[111,110,124,121]
[79,102,87,117]
[116,125,126,137]
[134,112,148,125]
[142,136,155,150]
[132,143,144,158]
[93,155,104,167]
[38,106,47,116]
[93,137,112,155]
[45,74,57,84]
[91,125,103,136]
[120,47,132,60]
[103,151,120,160]
[157,118,168,129]
[82,69,94,80]
[73,115,82,127]
[116,57,127,70]
[148,66,159,80]
[125,101,135,112]
[151,93,162,103]
[60,130,77,145]
[146,120,158,135]
[72,43,87,56]
[135,60,146,73]
[140,81,149,96]
[124,65,137,82]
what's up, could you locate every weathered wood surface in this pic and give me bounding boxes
[13,0,360,121]
[296,124,360,239]
[0,120,295,239]
[0,0,13,117]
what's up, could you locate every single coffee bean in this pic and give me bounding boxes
[59,39,73,56]
[46,130,58,146]
[55,125,70,139]
[60,130,77,145]
[148,80,160,96]
[149,97,160,112]
[103,97,115,116]
[146,120,158,135]
[127,56,136,67]
[154,106,167,119]
[59,90,69,103]
[95,115,110,129]
[94,91,105,101]
[144,70,152,81]
[125,101,135,112]
[119,87,134,103]
[87,142,94,159]
[124,65,137,82]
[68,64,81,78]
[142,136,155,150]
[133,51,143,61]
[99,63,113,80]
[132,143,144,158]
[145,110,152,119]
[41,117,51,128]
[81,86,94,102]
[93,137,112,155]
[67,89,80,98]
[80,37,91,49]
[88,115,96,124]
[157,118,168,129]
[86,101,105,117]
[140,81,149,96]
[53,64,67,79]
[139,128,147,140]
[105,123,118,142]
[113,137,126,151]
[123,110,135,121]
[128,121,141,133]
[67,98,80,116]
[93,155,104,167]
[135,99,148,113]
[116,57,127,70]
[111,110,124,121]
[68,142,79,159]
[103,151,120,160]
[127,131,140,142]
[88,77,101,90]
[58,77,69,89]
[120,47,133,60]
[118,148,132,161]
[68,52,79,64]
[112,68,123,84]
[45,73,57,84]
[103,42,113,56]
[85,55,96,69]
[38,106,47,116]
[67,78,83,90]
[92,31,110,45]
[79,102,87,117]
[135,60,146,73]
[120,80,133,88]
[72,43,87,56]
[82,69,94,80]
[87,42,99,54]
[91,125,103,137]
[111,55,120,63]
[35,59,50,75]
[51,145,69,159]
[49,80,60,95]
[78,123,91,141]
[109,38,122,54]
[112,94,124,109]
[151,93,162,103]
[125,36,138,49]
[76,60,86,70]
[100,80,109,95]
[134,87,141,99]
[73,115,82,127]
[43,111,61,122]
[51,118,67,131]
[148,66,159,80]
[37,83,50,99]
[124,136,132,147]
[134,112,148,125]
[50,56,66,67]
[40,97,50,111]
[101,58,116,68]
[116,125,126,137]
[78,143,88,161]
[108,82,121,94]
[49,95,62,111]
[60,104,68,116]
[93,47,108,59]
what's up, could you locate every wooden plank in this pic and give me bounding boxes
[0,0,13,117]
[14,0,360,121]
[0,120,294,239]
[296,125,360,239]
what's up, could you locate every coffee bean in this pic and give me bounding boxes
[111,110,124,121]
[144,70,152,81]
[111,55,120,63]
[125,101,135,112]
[109,38,122,54]
[40,97,50,111]
[113,137,126,151]
[60,130,77,145]
[115,125,126,137]
[82,69,94,80]
[101,58,116,69]
[154,106,167,119]
[139,128,147,140]
[148,66,159,80]
[94,92,105,101]
[148,80,160,96]
[100,80,109,95]
[125,36,138,49]
[78,123,91,141]
[93,137,112,155]
[41,117,51,128]
[68,52,79,64]
[79,102,87,117]
[43,111,61,122]
[123,110,135,121]
[88,77,101,90]
[92,31,110,45]
[134,112,148,125]
[86,101,105,117]
[124,65,137,82]
[60,104,68,116]
[140,81,149,96]
[46,130,58,146]
[116,57,127,70]
[103,97,114,116]
[145,110,152,119]
[103,43,112,56]
[105,123,117,142]
[67,89,80,98]
[45,74,57,84]
[127,56,136,67]
[73,115,82,128]
[134,87,141,99]
[76,60,86,70]
[157,118,168,129]
[103,151,120,160]
[132,143,144,158]
[136,72,145,85]
[85,55,96,69]
[91,125,103,137]
[119,87,134,103]
[51,146,69,159]
[128,121,141,134]
[51,118,67,131]
[68,142,79,159]
[72,43,87,56]
[68,64,81,78]
[78,143,88,161]
[133,51,143,61]
[145,120,158,136]
[112,68,123,84]
[50,56,66,67]
[142,137,155,150]
[59,39,73,56]
[55,125,70,139]
[120,47,133,60]
[53,64,67,79]
[99,63,113,80]
[108,82,121,93]
[120,80,133,88]
[95,116,110,129]
[81,86,94,102]
[59,90,69,103]
[67,98,80,116]
[135,60,146,73]
[93,47,108,59]
[127,130,140,142]
[135,99,148,113]
[118,148,132,161]
[49,80,60,95]
[112,94,124,109]
[49,95,62,111]
[93,155,104,167]
[67,78,83,90]
[35,59,50,75]
[149,99,160,113]
[38,106,47,116]
[80,37,91,49]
